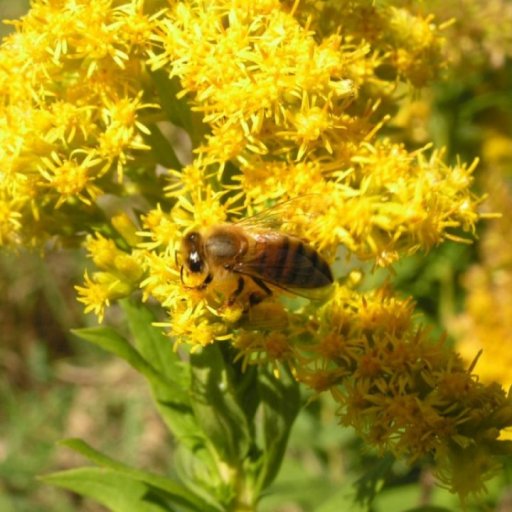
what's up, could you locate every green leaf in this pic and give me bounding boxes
[71,326,166,387]
[71,325,204,455]
[43,467,177,512]
[173,445,234,510]
[59,439,215,512]
[120,302,213,455]
[256,366,300,491]
[120,299,187,383]
[189,344,253,465]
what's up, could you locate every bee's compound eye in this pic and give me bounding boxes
[187,251,203,273]
[186,232,198,243]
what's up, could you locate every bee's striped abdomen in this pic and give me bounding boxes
[249,235,333,289]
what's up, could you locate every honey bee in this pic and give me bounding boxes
[180,207,333,311]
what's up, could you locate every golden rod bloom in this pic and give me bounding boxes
[2,0,511,501]
[0,0,158,246]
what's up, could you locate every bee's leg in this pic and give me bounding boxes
[227,276,245,306]
[198,273,213,290]
[248,276,272,306]
[182,267,213,290]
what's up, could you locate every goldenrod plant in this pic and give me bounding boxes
[2,0,512,510]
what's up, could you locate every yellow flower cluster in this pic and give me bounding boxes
[299,285,512,499]
[2,0,511,499]
[140,0,480,343]
[298,0,449,88]
[0,0,157,246]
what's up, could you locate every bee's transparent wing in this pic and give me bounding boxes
[235,195,317,232]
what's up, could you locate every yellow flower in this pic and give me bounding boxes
[155,299,231,348]
[0,0,158,247]
[233,328,297,369]
[97,93,155,180]
[75,271,112,323]
[0,197,23,246]
[138,205,180,254]
[39,151,106,207]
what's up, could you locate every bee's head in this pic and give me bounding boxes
[181,231,206,274]
[180,231,213,290]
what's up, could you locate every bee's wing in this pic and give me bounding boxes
[236,196,316,232]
